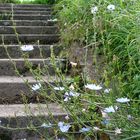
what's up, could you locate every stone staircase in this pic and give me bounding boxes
[0,3,67,139]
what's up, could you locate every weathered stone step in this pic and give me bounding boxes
[0,3,52,8]
[0,26,59,34]
[0,45,61,58]
[0,7,52,11]
[0,20,57,26]
[0,103,66,139]
[0,58,65,76]
[0,34,59,44]
[0,14,51,20]
[0,103,65,117]
[0,76,67,99]
[0,10,52,15]
[0,103,66,127]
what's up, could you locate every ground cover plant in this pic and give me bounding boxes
[16,0,55,4]
[0,0,140,139]
[0,0,16,3]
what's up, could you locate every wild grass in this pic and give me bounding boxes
[0,0,140,139]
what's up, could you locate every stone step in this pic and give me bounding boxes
[0,7,52,11]
[0,14,51,20]
[0,10,52,15]
[0,45,61,58]
[0,76,67,100]
[0,3,52,8]
[0,34,60,44]
[0,58,66,76]
[0,20,57,26]
[0,103,66,127]
[0,103,67,139]
[0,26,59,34]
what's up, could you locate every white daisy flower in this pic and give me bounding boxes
[93,127,100,131]
[70,61,77,67]
[85,84,102,90]
[32,83,41,91]
[68,91,80,97]
[20,45,34,51]
[64,91,80,98]
[91,6,98,14]
[65,115,70,120]
[54,86,65,91]
[107,4,115,11]
[104,106,118,113]
[104,89,111,93]
[64,97,71,102]
[79,127,91,132]
[101,110,109,118]
[58,122,71,133]
[82,108,86,112]
[115,128,122,135]
[116,97,130,103]
[69,84,75,90]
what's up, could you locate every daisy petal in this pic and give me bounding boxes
[85,84,102,90]
[116,97,130,103]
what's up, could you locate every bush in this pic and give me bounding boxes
[54,0,140,139]
[0,0,16,3]
[19,0,56,4]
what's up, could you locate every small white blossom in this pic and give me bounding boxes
[70,61,77,67]
[127,115,133,120]
[82,108,86,112]
[93,127,100,131]
[69,84,75,90]
[104,106,118,113]
[65,115,70,120]
[79,127,91,132]
[115,128,122,135]
[64,97,71,102]
[69,91,80,97]
[32,83,41,91]
[54,86,65,91]
[64,91,80,98]
[101,110,109,118]
[41,123,52,128]
[58,122,71,132]
[85,84,102,90]
[104,89,111,93]
[48,18,58,22]
[91,6,98,14]
[116,97,130,103]
[107,4,115,11]
[20,45,34,51]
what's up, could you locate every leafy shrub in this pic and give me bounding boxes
[0,0,16,3]
[54,0,140,139]
[56,0,140,98]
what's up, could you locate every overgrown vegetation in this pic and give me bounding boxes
[17,0,55,4]
[53,0,140,139]
[0,0,16,3]
[0,0,55,4]
[1,0,140,139]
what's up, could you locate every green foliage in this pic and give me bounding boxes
[18,0,56,4]
[0,0,16,3]
[56,0,140,97]
[54,0,140,139]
